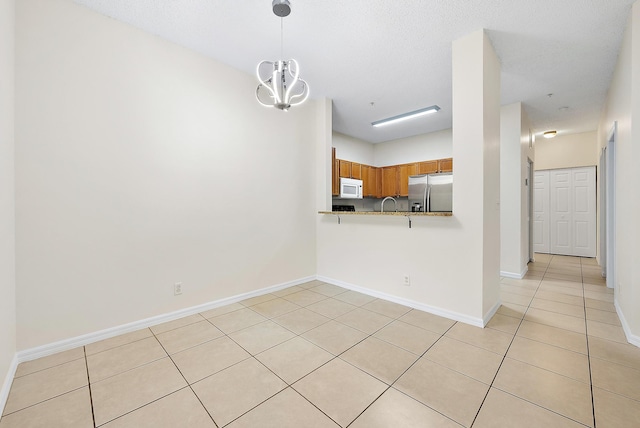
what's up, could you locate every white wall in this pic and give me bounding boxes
[500,103,534,278]
[597,1,640,345]
[374,129,452,166]
[316,30,500,325]
[0,0,17,405]
[535,131,597,170]
[332,132,374,165]
[15,0,319,350]
[520,110,534,269]
[332,129,453,168]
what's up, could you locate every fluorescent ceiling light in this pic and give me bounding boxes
[372,105,440,127]
[543,130,557,139]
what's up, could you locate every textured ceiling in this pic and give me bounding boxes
[74,0,635,143]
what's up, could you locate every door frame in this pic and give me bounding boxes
[605,122,617,289]
[528,159,534,262]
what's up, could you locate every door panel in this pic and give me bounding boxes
[550,170,572,255]
[533,171,550,253]
[571,167,596,257]
[539,166,596,257]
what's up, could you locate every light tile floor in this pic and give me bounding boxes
[2,254,640,427]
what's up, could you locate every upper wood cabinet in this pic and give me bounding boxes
[398,163,418,197]
[338,160,351,178]
[350,162,362,180]
[418,160,439,174]
[438,158,453,173]
[331,151,452,198]
[332,148,339,196]
[362,165,375,197]
[381,166,399,197]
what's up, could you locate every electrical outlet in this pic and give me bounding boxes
[403,275,411,286]
[174,282,183,295]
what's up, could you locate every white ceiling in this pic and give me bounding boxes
[74,0,635,144]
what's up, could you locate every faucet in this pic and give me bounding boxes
[381,196,397,213]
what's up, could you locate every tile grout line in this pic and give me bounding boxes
[149,328,221,428]
[482,255,599,427]
[474,255,598,427]
[211,287,355,427]
[237,289,454,427]
[581,259,598,428]
[468,266,546,427]
[0,385,89,420]
[83,347,97,428]
[371,321,462,428]
[196,287,346,426]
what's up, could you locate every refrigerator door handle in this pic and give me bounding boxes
[425,185,431,213]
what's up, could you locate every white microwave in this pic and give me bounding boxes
[340,177,363,199]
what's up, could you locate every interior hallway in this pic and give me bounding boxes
[1,254,639,427]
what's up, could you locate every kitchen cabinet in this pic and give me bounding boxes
[332,148,339,196]
[350,162,362,180]
[418,160,439,174]
[362,165,371,197]
[398,163,418,196]
[438,158,453,173]
[362,165,380,197]
[331,154,452,198]
[381,166,399,197]
[339,160,351,178]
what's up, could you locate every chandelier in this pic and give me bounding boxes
[256,0,309,111]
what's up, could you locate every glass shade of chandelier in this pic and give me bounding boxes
[256,0,309,111]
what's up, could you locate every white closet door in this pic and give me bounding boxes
[533,171,550,253]
[571,167,596,257]
[550,170,573,255]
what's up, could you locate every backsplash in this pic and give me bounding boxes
[331,197,410,212]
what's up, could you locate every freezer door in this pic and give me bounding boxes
[408,175,428,211]
[429,182,453,212]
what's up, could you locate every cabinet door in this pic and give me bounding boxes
[375,167,382,198]
[351,162,362,179]
[381,166,399,197]
[331,148,339,196]
[398,164,418,197]
[361,165,371,196]
[339,160,351,178]
[418,160,438,174]
[438,158,453,173]
[332,159,340,196]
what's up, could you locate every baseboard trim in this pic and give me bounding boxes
[317,276,485,328]
[615,299,640,348]
[16,275,316,364]
[482,300,502,327]
[500,266,528,279]
[0,354,18,418]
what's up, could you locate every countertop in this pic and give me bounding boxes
[318,211,452,216]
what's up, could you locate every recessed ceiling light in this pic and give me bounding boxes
[543,130,557,139]
[372,105,440,128]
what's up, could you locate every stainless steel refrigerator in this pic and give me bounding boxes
[408,173,453,212]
